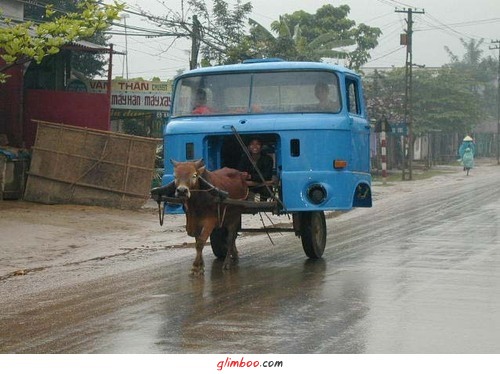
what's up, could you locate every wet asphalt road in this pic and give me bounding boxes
[0,167,499,353]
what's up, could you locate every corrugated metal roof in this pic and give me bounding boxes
[63,40,125,55]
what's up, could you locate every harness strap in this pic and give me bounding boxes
[217,203,228,228]
[157,201,165,226]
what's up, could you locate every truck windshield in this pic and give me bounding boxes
[171,70,341,117]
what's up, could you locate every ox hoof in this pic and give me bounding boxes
[190,266,205,276]
[222,257,238,271]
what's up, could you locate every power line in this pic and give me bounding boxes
[376,21,407,44]
[361,11,395,24]
[417,13,499,42]
[368,46,405,64]
[376,0,415,9]
[421,13,472,40]
[417,17,500,30]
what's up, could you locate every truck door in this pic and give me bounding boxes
[346,75,371,173]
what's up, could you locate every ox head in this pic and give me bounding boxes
[171,159,205,199]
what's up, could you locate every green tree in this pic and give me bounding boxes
[23,0,115,77]
[0,0,123,83]
[445,38,498,122]
[412,68,481,135]
[139,0,253,67]
[196,0,253,65]
[477,55,499,122]
[364,68,406,123]
[365,67,481,137]
[123,118,148,136]
[246,5,381,70]
[445,38,484,67]
[244,16,305,61]
[140,2,379,69]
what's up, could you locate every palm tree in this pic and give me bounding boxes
[248,17,355,62]
[445,38,484,66]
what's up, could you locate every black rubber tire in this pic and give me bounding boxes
[210,227,228,259]
[299,211,326,259]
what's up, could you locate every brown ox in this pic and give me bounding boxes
[172,159,248,275]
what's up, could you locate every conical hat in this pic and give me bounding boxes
[463,136,473,141]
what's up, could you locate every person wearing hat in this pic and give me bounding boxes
[237,136,275,200]
[458,135,475,160]
[458,135,476,171]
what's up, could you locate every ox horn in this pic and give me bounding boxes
[194,159,205,168]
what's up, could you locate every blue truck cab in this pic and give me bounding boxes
[159,59,372,258]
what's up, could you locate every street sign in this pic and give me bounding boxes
[390,122,408,136]
[88,80,172,111]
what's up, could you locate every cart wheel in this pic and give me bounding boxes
[210,227,228,258]
[299,211,326,259]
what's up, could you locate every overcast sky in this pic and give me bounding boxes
[107,0,500,80]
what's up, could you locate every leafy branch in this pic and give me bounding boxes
[0,0,124,83]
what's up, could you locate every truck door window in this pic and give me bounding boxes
[346,78,360,115]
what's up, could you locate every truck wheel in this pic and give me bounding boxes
[299,211,326,259]
[210,227,228,258]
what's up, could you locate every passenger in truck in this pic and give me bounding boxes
[237,137,275,201]
[192,88,214,114]
[314,82,336,111]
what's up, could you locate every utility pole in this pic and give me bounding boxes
[122,14,130,79]
[490,40,500,165]
[190,15,201,70]
[396,7,424,180]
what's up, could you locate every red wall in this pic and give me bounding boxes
[24,90,110,148]
[0,65,24,147]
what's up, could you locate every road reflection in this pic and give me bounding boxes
[152,255,371,353]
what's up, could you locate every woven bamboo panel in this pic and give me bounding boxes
[24,121,159,209]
